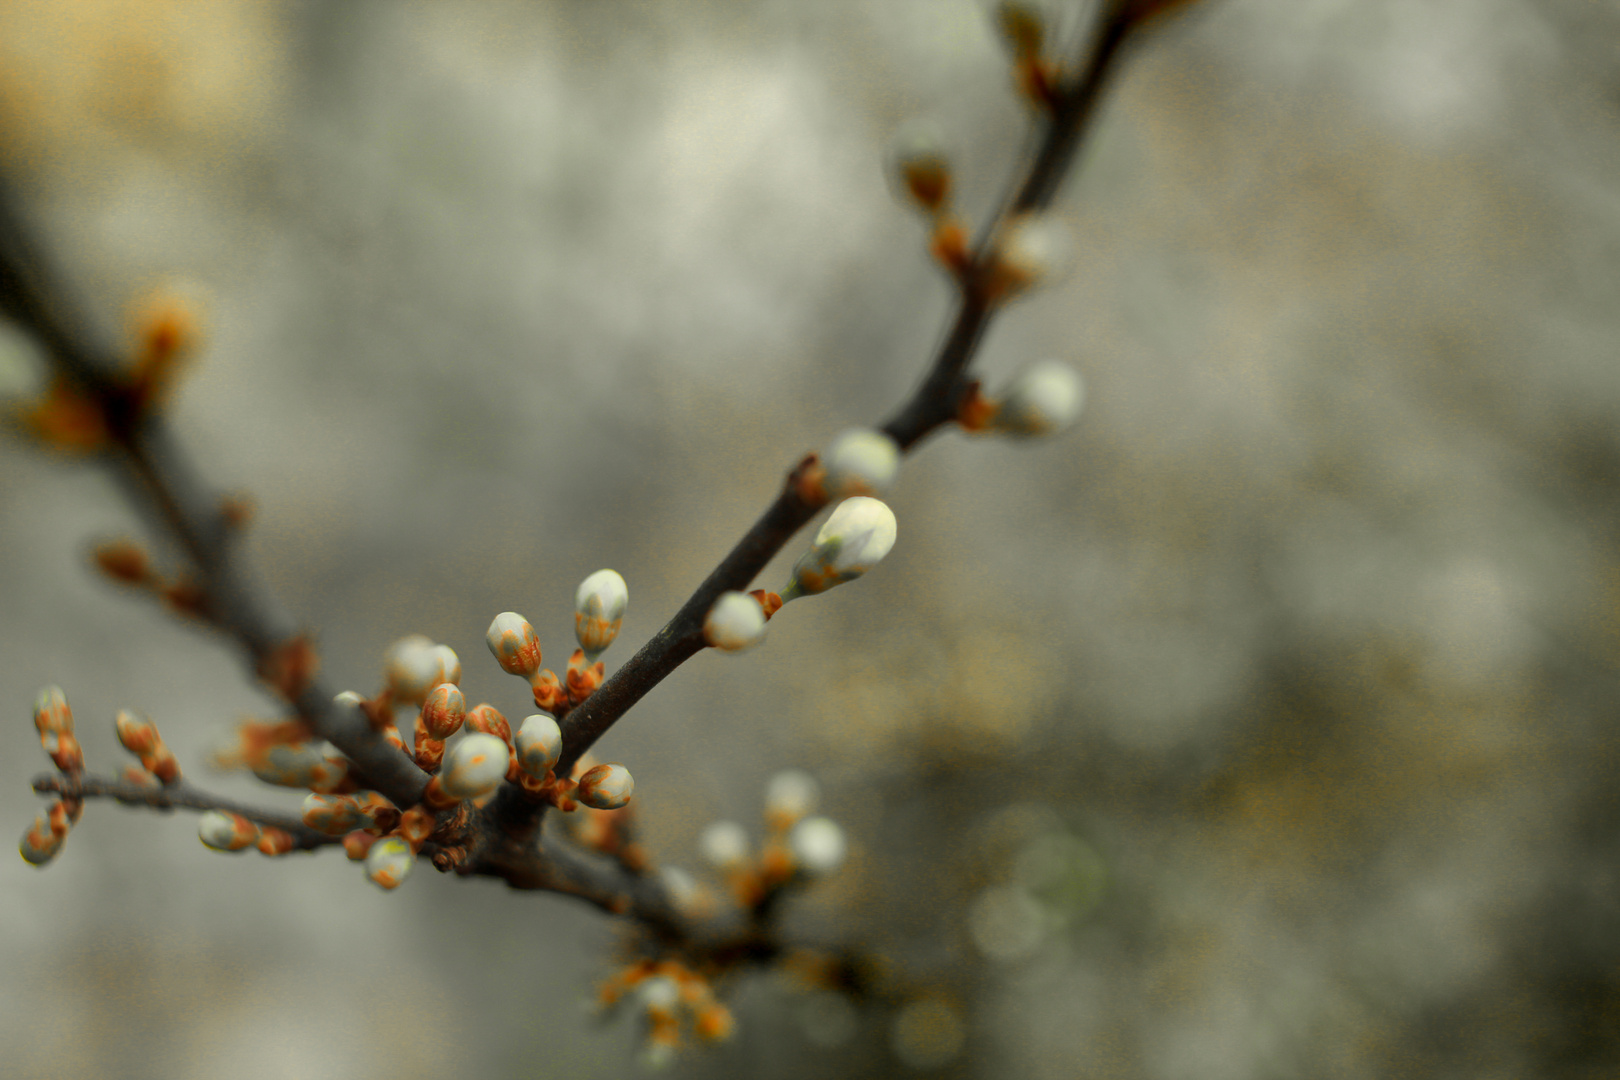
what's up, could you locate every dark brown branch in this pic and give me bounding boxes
[0,185,430,812]
[33,771,340,852]
[545,6,1142,802]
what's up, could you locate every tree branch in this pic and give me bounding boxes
[32,771,340,851]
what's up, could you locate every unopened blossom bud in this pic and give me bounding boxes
[785,497,898,599]
[515,713,562,778]
[198,811,260,852]
[789,816,846,875]
[333,690,364,709]
[39,729,83,774]
[20,811,66,866]
[385,636,458,704]
[366,836,414,889]
[695,1002,737,1043]
[438,733,510,802]
[822,428,900,499]
[33,686,73,736]
[995,360,1084,437]
[699,820,750,868]
[343,829,376,861]
[486,612,542,678]
[577,763,634,810]
[420,683,466,740]
[575,569,628,659]
[765,770,820,827]
[256,828,295,856]
[993,1,1046,59]
[465,703,512,747]
[987,214,1072,300]
[114,709,179,783]
[302,793,364,835]
[889,121,953,213]
[704,592,768,652]
[252,741,350,793]
[93,538,151,585]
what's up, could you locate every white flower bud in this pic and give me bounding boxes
[431,644,461,686]
[789,816,846,875]
[198,811,259,852]
[515,713,562,777]
[333,690,364,709]
[385,636,443,703]
[703,592,768,652]
[366,836,414,889]
[33,686,73,736]
[990,214,1073,297]
[420,683,466,740]
[302,793,364,835]
[787,497,898,598]
[822,428,900,499]
[486,612,542,678]
[638,975,681,1011]
[577,763,634,810]
[20,811,65,866]
[699,820,750,868]
[996,360,1083,437]
[575,569,628,656]
[439,733,510,801]
[888,121,953,213]
[765,769,820,824]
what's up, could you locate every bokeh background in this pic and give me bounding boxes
[3,0,1619,1076]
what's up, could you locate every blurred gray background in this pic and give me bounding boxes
[3,0,1620,1076]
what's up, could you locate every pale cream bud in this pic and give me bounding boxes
[703,592,768,652]
[765,770,820,824]
[515,713,563,778]
[822,428,900,499]
[577,763,634,810]
[699,820,750,868]
[996,360,1084,437]
[789,816,846,875]
[575,569,628,657]
[439,733,510,801]
[198,811,260,852]
[486,612,542,678]
[786,497,898,599]
[366,836,414,889]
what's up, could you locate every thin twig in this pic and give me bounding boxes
[32,771,340,851]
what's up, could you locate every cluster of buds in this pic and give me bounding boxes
[699,770,847,910]
[21,691,85,866]
[958,359,1085,438]
[597,959,736,1067]
[992,1,1064,109]
[214,718,353,793]
[384,635,462,704]
[197,810,297,856]
[485,569,626,715]
[114,709,180,784]
[702,496,899,655]
[89,537,213,623]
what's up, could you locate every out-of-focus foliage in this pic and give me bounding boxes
[3,1,1620,1077]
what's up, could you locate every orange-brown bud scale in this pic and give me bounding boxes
[531,670,567,713]
[465,704,512,747]
[930,217,973,277]
[695,1003,736,1043]
[565,651,605,705]
[161,578,210,620]
[126,289,202,415]
[747,589,784,620]
[120,764,160,789]
[956,382,999,432]
[25,377,111,452]
[397,807,436,849]
[1014,57,1063,110]
[413,733,445,773]
[256,828,295,856]
[42,731,84,774]
[93,539,152,585]
[547,777,579,813]
[220,493,255,529]
[342,830,376,861]
[258,635,319,703]
[381,724,407,753]
[793,456,830,505]
[421,776,460,811]
[902,157,952,213]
